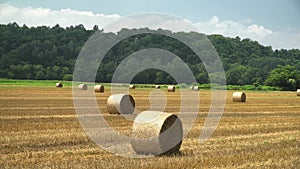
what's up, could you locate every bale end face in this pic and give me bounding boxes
[233,92,246,102]
[297,89,300,96]
[131,111,183,155]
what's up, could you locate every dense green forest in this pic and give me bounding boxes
[1,23,300,90]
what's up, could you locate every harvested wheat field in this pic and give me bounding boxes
[0,86,299,168]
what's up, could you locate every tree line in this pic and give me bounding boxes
[0,23,300,90]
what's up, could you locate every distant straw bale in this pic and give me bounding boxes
[233,92,246,102]
[78,84,87,90]
[167,85,175,92]
[94,85,104,93]
[56,82,63,88]
[129,85,135,89]
[107,94,135,114]
[193,86,199,91]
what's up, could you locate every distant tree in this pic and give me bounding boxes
[226,64,248,85]
[63,74,73,81]
[0,23,300,86]
[265,65,300,90]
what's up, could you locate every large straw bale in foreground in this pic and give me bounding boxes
[233,92,246,102]
[131,111,183,155]
[107,94,135,114]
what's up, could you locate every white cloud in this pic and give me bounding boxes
[261,32,300,50]
[0,4,121,29]
[0,4,299,49]
[195,16,273,41]
[103,14,199,33]
[194,16,300,49]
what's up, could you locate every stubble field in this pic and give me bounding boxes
[0,86,299,168]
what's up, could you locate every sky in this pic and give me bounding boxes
[0,0,299,49]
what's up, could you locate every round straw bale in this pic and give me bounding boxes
[297,89,300,96]
[129,85,135,89]
[107,94,135,114]
[131,111,183,155]
[55,82,63,88]
[167,85,175,92]
[189,86,194,90]
[78,84,87,90]
[193,86,199,91]
[94,85,104,93]
[233,92,246,102]
[155,85,161,89]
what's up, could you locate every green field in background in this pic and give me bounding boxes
[0,79,282,91]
